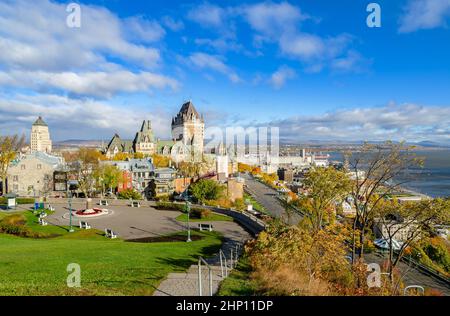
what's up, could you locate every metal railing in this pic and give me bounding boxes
[198,257,213,296]
[219,249,228,278]
[404,285,425,296]
[397,252,450,285]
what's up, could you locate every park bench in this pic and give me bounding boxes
[198,223,213,232]
[47,205,55,211]
[105,228,117,239]
[38,218,48,226]
[99,200,109,206]
[79,221,91,229]
[130,201,141,208]
[39,212,48,218]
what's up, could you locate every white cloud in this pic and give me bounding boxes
[187,3,227,28]
[123,17,166,43]
[187,53,241,83]
[399,0,450,33]
[240,1,307,37]
[238,3,365,73]
[0,0,162,71]
[194,38,242,53]
[331,51,372,73]
[270,66,296,89]
[0,94,172,141]
[0,70,179,98]
[0,0,179,99]
[263,103,450,144]
[162,16,184,31]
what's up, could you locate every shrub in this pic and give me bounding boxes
[0,214,48,238]
[0,197,35,205]
[422,238,450,272]
[191,208,211,219]
[117,189,141,200]
[155,202,185,212]
[233,198,246,211]
[190,179,224,203]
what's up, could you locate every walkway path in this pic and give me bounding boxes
[153,221,250,296]
[243,174,302,225]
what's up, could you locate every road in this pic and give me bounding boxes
[242,174,302,225]
[365,252,450,295]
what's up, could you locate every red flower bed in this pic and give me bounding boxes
[75,208,104,216]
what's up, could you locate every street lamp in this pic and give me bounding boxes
[68,190,74,232]
[185,200,192,242]
[67,186,74,233]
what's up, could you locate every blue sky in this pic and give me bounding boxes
[0,0,450,143]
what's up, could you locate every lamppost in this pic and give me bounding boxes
[185,200,192,242]
[67,187,74,233]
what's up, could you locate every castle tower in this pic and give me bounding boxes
[30,116,52,153]
[134,120,156,155]
[171,101,204,161]
[216,142,229,181]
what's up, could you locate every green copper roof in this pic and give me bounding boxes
[33,116,48,126]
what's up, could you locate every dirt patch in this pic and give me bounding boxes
[126,235,204,243]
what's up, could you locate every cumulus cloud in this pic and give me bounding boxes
[239,1,307,37]
[0,0,162,71]
[270,66,296,89]
[0,0,179,99]
[0,94,172,141]
[123,16,166,43]
[187,3,227,28]
[186,52,241,83]
[399,0,450,33]
[261,103,450,144]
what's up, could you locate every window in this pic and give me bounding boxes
[13,175,18,182]
[20,164,26,170]
[37,164,42,170]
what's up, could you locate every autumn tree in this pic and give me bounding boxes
[189,179,225,203]
[299,167,352,232]
[151,154,172,168]
[238,163,253,173]
[344,141,423,261]
[113,152,131,161]
[67,148,101,197]
[247,222,352,295]
[0,134,25,195]
[94,164,123,197]
[178,157,212,178]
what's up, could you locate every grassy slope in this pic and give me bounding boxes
[244,193,267,214]
[0,211,223,296]
[217,256,257,296]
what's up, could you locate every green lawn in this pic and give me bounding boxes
[244,193,267,214]
[0,211,223,295]
[175,212,233,222]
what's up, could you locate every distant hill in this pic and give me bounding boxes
[54,139,102,148]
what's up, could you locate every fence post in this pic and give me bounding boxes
[198,258,202,296]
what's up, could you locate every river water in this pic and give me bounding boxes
[329,150,450,198]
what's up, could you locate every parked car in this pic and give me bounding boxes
[374,238,402,251]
